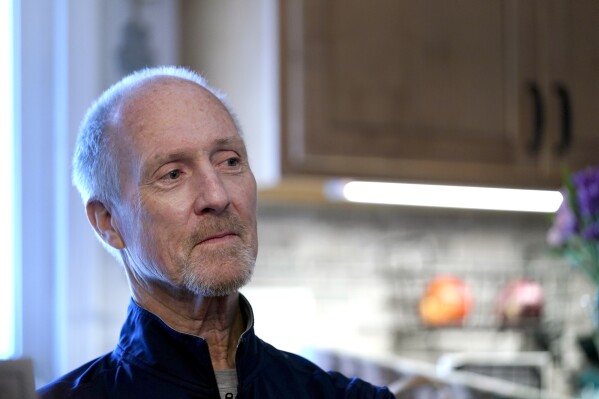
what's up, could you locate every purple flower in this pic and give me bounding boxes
[550,166,599,284]
[547,193,577,246]
[548,167,599,247]
[572,167,599,219]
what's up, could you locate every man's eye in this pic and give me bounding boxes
[226,157,241,167]
[166,170,181,179]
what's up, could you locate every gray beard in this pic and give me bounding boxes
[179,245,256,297]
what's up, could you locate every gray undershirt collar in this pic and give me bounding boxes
[214,369,237,399]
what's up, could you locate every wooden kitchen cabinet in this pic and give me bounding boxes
[280,0,599,189]
[539,1,599,177]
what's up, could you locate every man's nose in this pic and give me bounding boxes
[193,169,231,215]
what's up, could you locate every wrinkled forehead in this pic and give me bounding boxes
[111,77,229,128]
[106,76,239,150]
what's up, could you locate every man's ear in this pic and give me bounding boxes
[86,200,126,250]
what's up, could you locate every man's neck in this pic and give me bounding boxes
[131,283,244,370]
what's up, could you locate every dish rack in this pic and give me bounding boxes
[379,246,584,357]
[384,255,576,331]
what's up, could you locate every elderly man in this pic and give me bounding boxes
[38,66,394,399]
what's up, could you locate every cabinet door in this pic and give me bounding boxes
[281,0,556,187]
[544,1,599,173]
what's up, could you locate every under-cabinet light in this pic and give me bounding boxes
[327,180,562,213]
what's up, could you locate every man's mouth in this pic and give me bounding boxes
[198,232,238,245]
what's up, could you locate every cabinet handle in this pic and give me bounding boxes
[528,82,544,155]
[554,84,572,155]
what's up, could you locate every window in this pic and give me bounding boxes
[0,0,16,359]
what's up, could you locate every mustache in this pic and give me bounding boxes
[186,213,248,245]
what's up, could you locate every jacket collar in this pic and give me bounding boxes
[115,294,260,389]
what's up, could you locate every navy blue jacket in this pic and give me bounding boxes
[38,298,394,398]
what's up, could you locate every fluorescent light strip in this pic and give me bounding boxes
[340,181,562,213]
